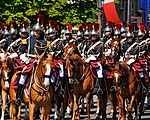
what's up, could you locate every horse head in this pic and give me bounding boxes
[1,55,14,89]
[112,61,129,87]
[35,49,55,90]
[65,53,85,84]
[63,44,81,59]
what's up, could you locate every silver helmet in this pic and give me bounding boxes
[77,31,83,36]
[91,29,98,36]
[33,23,43,31]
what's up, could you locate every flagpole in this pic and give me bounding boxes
[127,0,130,24]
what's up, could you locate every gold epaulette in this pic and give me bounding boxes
[22,39,27,44]
[47,41,52,48]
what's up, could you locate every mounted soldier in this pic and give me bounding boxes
[83,24,103,94]
[15,17,47,105]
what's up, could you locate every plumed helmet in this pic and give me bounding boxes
[120,27,126,33]
[114,30,120,36]
[33,18,43,31]
[10,27,17,35]
[77,31,83,36]
[104,26,112,32]
[84,30,89,36]
[33,23,43,31]
[65,24,72,34]
[91,29,98,35]
[137,30,145,37]
[126,31,134,38]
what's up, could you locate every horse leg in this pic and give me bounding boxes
[138,94,146,120]
[72,93,79,120]
[29,103,38,120]
[41,106,51,120]
[86,92,92,120]
[101,95,107,120]
[9,102,12,119]
[117,95,125,120]
[1,89,7,120]
[17,105,21,120]
[95,96,101,119]
[54,94,61,120]
[11,102,18,120]
[110,92,117,120]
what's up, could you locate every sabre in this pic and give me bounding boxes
[28,19,31,54]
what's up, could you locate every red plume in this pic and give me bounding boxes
[67,24,72,30]
[107,21,112,27]
[94,23,99,31]
[127,24,133,32]
[115,24,121,30]
[88,24,92,31]
[22,20,28,28]
[139,23,145,32]
[121,20,127,27]
[38,13,44,25]
[10,20,18,29]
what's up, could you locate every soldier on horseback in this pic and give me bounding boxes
[15,19,47,106]
[83,24,103,95]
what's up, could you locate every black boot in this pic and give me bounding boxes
[15,84,24,106]
[60,77,65,95]
[96,78,103,95]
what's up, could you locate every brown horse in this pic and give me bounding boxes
[0,56,14,120]
[64,44,96,120]
[112,61,146,120]
[29,51,55,120]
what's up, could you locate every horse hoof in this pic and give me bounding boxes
[95,113,100,119]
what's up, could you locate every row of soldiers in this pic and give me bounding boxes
[0,20,150,106]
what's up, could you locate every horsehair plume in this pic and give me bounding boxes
[139,23,145,32]
[88,23,92,31]
[67,24,72,30]
[94,23,99,31]
[115,24,121,30]
[127,24,133,32]
[22,20,28,28]
[38,13,44,26]
[121,20,127,27]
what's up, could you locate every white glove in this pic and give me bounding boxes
[20,53,30,64]
[9,53,18,59]
[4,81,9,88]
[0,53,6,62]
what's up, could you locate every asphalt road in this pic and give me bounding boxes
[1,95,150,120]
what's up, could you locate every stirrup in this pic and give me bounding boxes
[15,98,21,106]
[97,88,103,95]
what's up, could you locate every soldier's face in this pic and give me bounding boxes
[121,32,126,37]
[105,31,111,36]
[21,32,28,38]
[46,33,56,41]
[11,33,17,39]
[84,35,89,40]
[91,35,97,41]
[34,30,42,38]
[127,37,133,43]
[65,34,71,40]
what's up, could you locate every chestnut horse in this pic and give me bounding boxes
[29,51,55,120]
[0,56,14,120]
[112,61,146,120]
[64,44,96,120]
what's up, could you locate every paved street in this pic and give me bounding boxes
[1,95,150,120]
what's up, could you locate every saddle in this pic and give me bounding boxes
[11,73,31,89]
[133,62,143,72]
[90,60,101,68]
[106,57,114,67]
[54,59,64,69]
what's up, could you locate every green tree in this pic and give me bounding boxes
[0,0,98,26]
